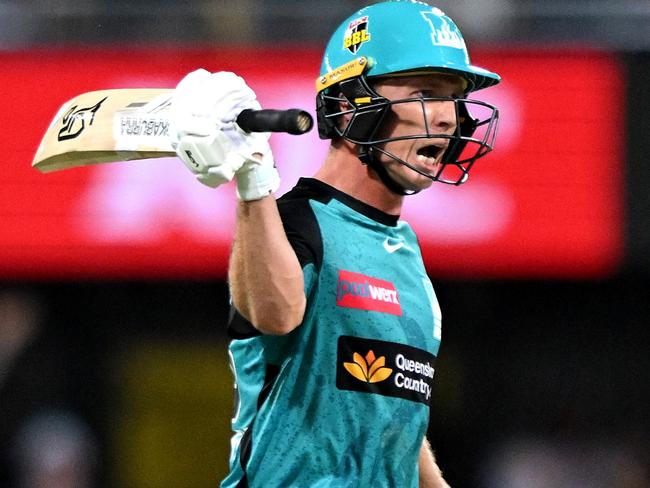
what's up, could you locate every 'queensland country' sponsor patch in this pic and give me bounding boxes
[336,270,402,316]
[336,336,436,405]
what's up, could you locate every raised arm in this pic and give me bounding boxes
[169,69,306,334]
[228,196,306,334]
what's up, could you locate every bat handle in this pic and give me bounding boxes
[236,109,313,135]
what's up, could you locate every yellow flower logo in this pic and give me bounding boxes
[343,350,393,383]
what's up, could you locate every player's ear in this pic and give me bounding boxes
[338,93,353,127]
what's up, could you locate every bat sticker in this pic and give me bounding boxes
[57,96,107,141]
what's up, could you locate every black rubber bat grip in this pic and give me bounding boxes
[236,109,314,135]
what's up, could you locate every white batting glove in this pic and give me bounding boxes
[169,69,280,200]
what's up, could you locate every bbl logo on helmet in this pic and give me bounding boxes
[343,16,371,54]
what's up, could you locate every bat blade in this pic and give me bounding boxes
[32,89,177,173]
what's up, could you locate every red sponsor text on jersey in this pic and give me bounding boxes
[336,270,402,316]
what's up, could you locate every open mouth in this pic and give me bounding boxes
[415,144,446,167]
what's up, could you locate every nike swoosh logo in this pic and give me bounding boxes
[383,238,405,254]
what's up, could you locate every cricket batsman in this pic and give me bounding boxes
[169,1,501,486]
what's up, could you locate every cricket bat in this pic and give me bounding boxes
[32,88,313,173]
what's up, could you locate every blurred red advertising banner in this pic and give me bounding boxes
[0,48,623,279]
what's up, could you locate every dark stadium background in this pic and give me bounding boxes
[1,2,648,487]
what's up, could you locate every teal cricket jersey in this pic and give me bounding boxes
[221,178,442,488]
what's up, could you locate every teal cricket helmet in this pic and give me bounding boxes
[315,1,501,189]
[318,1,500,95]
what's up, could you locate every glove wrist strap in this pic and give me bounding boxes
[236,153,280,201]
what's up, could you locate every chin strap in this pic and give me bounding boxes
[357,145,419,196]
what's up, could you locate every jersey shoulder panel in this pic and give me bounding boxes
[277,176,400,270]
[277,180,325,270]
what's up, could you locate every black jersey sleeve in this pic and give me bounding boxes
[276,192,323,271]
[227,305,261,339]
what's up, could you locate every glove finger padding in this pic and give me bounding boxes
[170,68,278,194]
[175,131,244,187]
[171,70,260,134]
[221,123,272,160]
